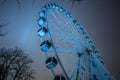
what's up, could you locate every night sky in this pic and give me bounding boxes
[0,0,120,80]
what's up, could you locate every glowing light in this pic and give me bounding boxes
[39,10,45,17]
[85,36,90,41]
[58,7,63,12]
[40,40,51,52]
[38,17,46,26]
[38,27,48,37]
[55,5,59,9]
[66,13,70,17]
[88,41,93,45]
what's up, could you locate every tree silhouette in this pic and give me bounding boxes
[0,48,35,80]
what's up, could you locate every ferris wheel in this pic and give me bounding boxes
[37,3,115,80]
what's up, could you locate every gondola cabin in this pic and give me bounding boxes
[45,57,57,69]
[54,75,66,80]
[40,40,51,52]
[38,27,48,37]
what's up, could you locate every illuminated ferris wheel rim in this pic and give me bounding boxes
[37,2,115,80]
[38,2,99,56]
[38,2,101,80]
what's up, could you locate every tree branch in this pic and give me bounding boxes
[13,62,26,80]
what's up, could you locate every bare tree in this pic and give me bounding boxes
[0,48,35,80]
